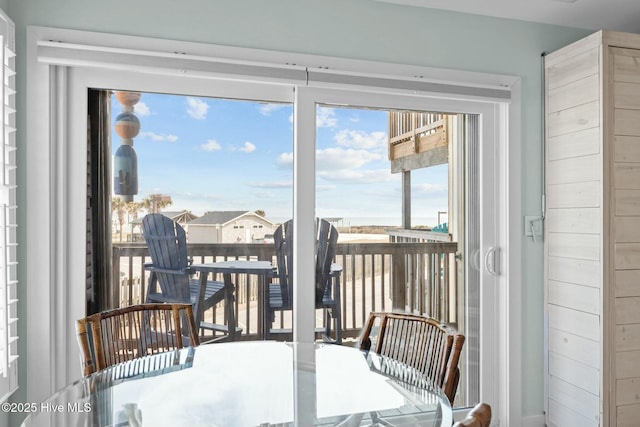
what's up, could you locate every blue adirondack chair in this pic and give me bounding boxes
[142,213,236,340]
[266,218,342,343]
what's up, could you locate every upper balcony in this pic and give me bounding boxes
[388,111,454,172]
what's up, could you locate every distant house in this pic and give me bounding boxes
[186,211,277,243]
[152,210,199,225]
[131,210,199,241]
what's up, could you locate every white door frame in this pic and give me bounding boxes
[293,87,515,422]
[25,26,522,426]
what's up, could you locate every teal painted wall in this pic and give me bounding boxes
[8,0,593,423]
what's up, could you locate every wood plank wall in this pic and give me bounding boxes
[546,45,602,427]
[612,46,640,427]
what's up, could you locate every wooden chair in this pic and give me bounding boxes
[76,303,199,376]
[142,213,235,338]
[357,311,465,405]
[266,218,343,343]
[453,403,492,427]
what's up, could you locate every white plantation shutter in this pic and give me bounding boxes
[0,9,17,402]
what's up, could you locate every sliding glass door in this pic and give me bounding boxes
[295,87,499,410]
[80,70,499,412]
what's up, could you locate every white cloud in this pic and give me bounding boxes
[335,130,387,151]
[317,184,337,192]
[186,97,209,120]
[277,147,391,184]
[415,183,447,193]
[248,180,292,189]
[318,168,396,184]
[139,131,178,142]
[317,107,337,128]
[251,190,276,199]
[239,142,256,153]
[316,147,383,171]
[259,104,286,116]
[201,140,222,151]
[134,102,151,117]
[277,152,293,168]
[278,147,382,172]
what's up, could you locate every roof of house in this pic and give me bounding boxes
[187,210,277,226]
[160,211,199,222]
[132,210,198,224]
[186,210,250,226]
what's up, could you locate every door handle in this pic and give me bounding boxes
[484,246,500,276]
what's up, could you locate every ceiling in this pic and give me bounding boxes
[375,0,640,34]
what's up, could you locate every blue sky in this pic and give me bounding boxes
[112,92,448,226]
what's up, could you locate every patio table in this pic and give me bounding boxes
[21,341,453,427]
[191,259,276,340]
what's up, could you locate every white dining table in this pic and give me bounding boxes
[21,341,452,427]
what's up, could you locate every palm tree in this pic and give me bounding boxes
[127,200,144,221]
[140,194,173,214]
[112,197,147,242]
[112,196,128,242]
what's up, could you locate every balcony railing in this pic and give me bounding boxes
[112,240,459,341]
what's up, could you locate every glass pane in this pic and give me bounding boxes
[411,165,449,230]
[315,105,476,408]
[107,91,293,342]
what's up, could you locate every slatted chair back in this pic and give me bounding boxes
[142,213,192,303]
[273,218,339,308]
[358,311,465,405]
[76,303,199,376]
[453,403,492,427]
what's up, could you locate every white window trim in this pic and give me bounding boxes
[0,8,17,403]
[26,26,522,425]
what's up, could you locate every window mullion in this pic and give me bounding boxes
[292,87,317,344]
